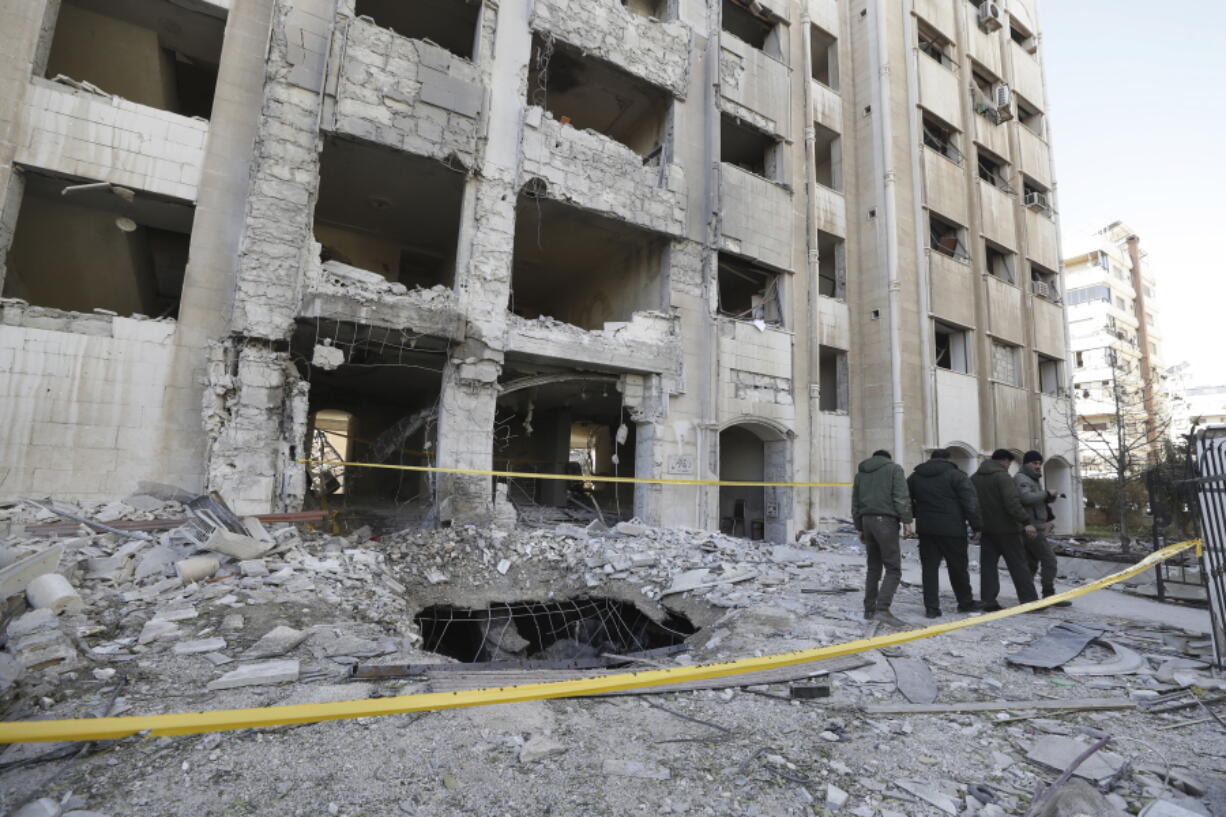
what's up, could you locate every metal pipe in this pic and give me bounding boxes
[868,0,906,458]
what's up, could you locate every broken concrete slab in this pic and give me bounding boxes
[1033,778,1129,817]
[0,652,22,691]
[207,659,300,690]
[138,619,182,644]
[11,798,62,817]
[1138,802,1206,817]
[239,559,269,577]
[205,528,272,561]
[886,656,937,704]
[6,608,59,639]
[826,783,849,812]
[152,606,198,623]
[135,545,179,580]
[243,625,310,658]
[1064,640,1146,676]
[602,758,671,780]
[11,629,78,670]
[1026,736,1128,783]
[173,637,227,655]
[1007,622,1103,669]
[895,781,958,815]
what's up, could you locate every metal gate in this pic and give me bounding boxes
[1193,426,1226,668]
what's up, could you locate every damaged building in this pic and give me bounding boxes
[0,0,1081,538]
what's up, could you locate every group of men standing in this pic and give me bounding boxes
[850,447,1068,627]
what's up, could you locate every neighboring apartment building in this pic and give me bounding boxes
[1173,379,1226,437]
[1065,222,1166,478]
[0,0,1081,538]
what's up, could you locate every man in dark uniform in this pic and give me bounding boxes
[971,449,1039,611]
[908,449,984,618]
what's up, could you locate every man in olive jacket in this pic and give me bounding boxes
[971,449,1039,610]
[907,449,983,618]
[851,450,913,627]
[1015,450,1071,606]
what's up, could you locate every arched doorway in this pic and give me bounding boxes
[945,443,978,477]
[718,420,791,543]
[1043,456,1074,535]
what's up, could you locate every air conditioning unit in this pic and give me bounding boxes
[978,2,1004,32]
[1032,280,1051,299]
[1024,190,1050,211]
[993,84,1014,121]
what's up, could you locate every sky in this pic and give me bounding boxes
[1039,0,1226,386]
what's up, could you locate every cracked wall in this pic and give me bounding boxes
[330,16,483,168]
[521,110,687,238]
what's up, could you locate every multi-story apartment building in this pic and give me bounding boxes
[0,0,1080,538]
[1065,223,1166,479]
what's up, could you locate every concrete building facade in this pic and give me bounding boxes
[1065,222,1167,480]
[0,0,1080,538]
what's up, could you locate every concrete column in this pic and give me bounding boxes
[435,344,501,524]
[170,0,279,492]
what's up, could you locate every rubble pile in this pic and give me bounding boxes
[1,497,1223,817]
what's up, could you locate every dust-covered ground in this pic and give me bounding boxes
[1,497,1223,817]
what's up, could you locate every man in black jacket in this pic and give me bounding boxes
[908,449,984,618]
[971,449,1040,611]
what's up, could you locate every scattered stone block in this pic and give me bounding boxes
[826,784,849,812]
[26,572,83,613]
[11,797,62,817]
[138,619,182,644]
[0,544,64,602]
[175,556,219,583]
[614,521,652,537]
[11,629,77,670]
[7,608,58,639]
[221,614,245,631]
[207,659,300,690]
[239,560,269,578]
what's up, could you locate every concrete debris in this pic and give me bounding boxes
[0,544,65,601]
[1064,640,1146,676]
[221,614,245,631]
[312,342,345,370]
[207,659,300,690]
[173,637,227,655]
[1032,778,1129,817]
[1026,736,1128,783]
[138,619,182,644]
[239,559,269,577]
[9,628,78,671]
[204,529,273,561]
[519,734,567,763]
[1137,802,1208,817]
[894,780,959,815]
[243,625,310,658]
[25,572,84,613]
[175,556,220,583]
[11,799,62,817]
[1007,622,1103,669]
[825,783,849,812]
[602,759,671,780]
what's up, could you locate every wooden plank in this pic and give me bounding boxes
[862,697,1134,715]
[425,654,872,695]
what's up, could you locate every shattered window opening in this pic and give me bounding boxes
[929,212,969,261]
[976,148,1013,192]
[717,252,784,326]
[934,321,970,373]
[44,0,224,119]
[921,112,962,165]
[810,23,839,89]
[813,122,842,191]
[2,169,193,318]
[816,230,846,300]
[818,345,849,412]
[918,22,956,71]
[528,35,671,158]
[416,597,695,663]
[722,0,782,59]
[985,242,1014,284]
[721,114,781,180]
[353,0,481,60]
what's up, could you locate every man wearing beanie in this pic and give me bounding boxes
[971,449,1039,610]
[907,448,983,618]
[1015,450,1071,606]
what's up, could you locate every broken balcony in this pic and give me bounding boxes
[495,362,639,518]
[1,170,192,320]
[718,7,791,140]
[507,191,675,372]
[351,0,482,61]
[306,136,466,335]
[329,15,484,167]
[293,320,447,521]
[527,36,671,160]
[529,0,692,99]
[42,0,224,120]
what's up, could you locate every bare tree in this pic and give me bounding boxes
[1059,347,1178,546]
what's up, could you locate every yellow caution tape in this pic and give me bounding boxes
[296,458,852,488]
[0,539,1200,744]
